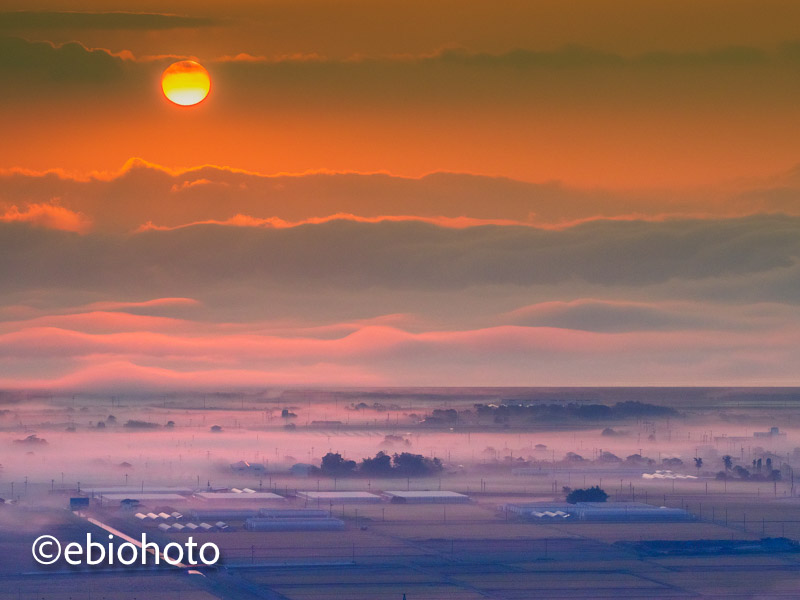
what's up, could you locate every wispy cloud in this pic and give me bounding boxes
[136,213,534,232]
[4,158,796,234]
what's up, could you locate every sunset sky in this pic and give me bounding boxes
[1,1,799,389]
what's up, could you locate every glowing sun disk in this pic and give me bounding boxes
[161,61,210,106]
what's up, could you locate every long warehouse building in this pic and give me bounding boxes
[382,491,470,504]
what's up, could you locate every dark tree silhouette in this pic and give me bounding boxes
[733,465,750,479]
[722,455,733,471]
[564,452,586,463]
[320,451,443,477]
[360,451,393,476]
[320,452,357,476]
[693,457,703,472]
[566,486,608,504]
[392,452,442,476]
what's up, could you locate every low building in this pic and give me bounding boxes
[69,497,90,511]
[503,501,693,522]
[308,421,343,429]
[85,486,194,495]
[194,491,285,503]
[258,509,330,518]
[119,499,140,510]
[230,460,267,474]
[244,517,345,532]
[297,491,381,504]
[574,502,693,522]
[504,502,576,519]
[189,509,259,520]
[381,491,470,504]
[642,470,697,480]
[754,427,786,438]
[99,493,189,504]
[512,468,548,477]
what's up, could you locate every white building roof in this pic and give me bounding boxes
[382,491,468,498]
[86,487,194,494]
[101,493,188,502]
[195,492,284,500]
[298,491,379,499]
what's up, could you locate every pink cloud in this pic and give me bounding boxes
[0,315,796,388]
[0,360,383,391]
[0,312,198,335]
[0,203,91,233]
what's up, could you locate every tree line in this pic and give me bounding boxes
[315,451,443,477]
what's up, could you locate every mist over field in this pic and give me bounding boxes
[2,386,798,487]
[4,387,800,598]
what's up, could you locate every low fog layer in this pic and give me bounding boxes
[2,388,798,493]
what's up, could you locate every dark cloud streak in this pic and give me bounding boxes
[0,35,128,83]
[0,11,218,31]
[0,216,797,296]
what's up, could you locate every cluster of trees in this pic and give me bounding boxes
[716,454,781,481]
[13,434,47,445]
[95,416,175,430]
[468,401,678,425]
[123,420,160,429]
[561,451,682,468]
[564,486,608,504]
[421,409,459,425]
[318,451,443,477]
[381,434,411,447]
[350,402,403,412]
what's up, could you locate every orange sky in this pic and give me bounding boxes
[1,3,800,185]
[0,2,799,388]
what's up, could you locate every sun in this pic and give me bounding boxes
[161,60,211,106]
